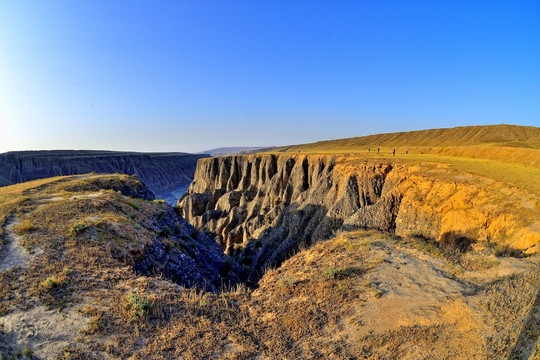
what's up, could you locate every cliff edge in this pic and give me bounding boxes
[178,154,539,279]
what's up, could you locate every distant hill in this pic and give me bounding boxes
[278,124,540,152]
[0,150,209,202]
[199,147,272,157]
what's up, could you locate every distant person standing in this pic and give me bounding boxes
[377,148,380,153]
[392,148,396,156]
[406,148,408,154]
[368,148,371,152]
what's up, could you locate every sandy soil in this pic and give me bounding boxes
[0,217,41,272]
[0,305,88,359]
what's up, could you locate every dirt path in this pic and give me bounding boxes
[0,217,40,272]
[340,240,539,359]
[0,305,88,360]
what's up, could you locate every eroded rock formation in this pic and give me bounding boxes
[178,154,539,280]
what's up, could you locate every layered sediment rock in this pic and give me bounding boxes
[178,154,540,279]
[0,150,207,200]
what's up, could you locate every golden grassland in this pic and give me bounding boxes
[266,148,540,199]
[276,124,540,150]
[266,125,540,198]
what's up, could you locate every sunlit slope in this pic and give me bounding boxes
[268,125,540,197]
[279,124,540,151]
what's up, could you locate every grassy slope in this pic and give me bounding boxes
[280,124,540,150]
[269,125,540,198]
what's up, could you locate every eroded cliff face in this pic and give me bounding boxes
[178,154,539,279]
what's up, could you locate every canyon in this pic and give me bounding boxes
[1,125,539,359]
[0,150,208,203]
[178,153,539,282]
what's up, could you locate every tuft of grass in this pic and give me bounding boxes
[460,253,500,271]
[277,276,298,288]
[69,221,88,237]
[13,219,37,234]
[126,293,155,320]
[38,275,67,296]
[124,200,140,211]
[159,225,171,237]
[23,347,33,358]
[490,243,527,258]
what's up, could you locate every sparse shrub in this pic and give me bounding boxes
[490,244,526,258]
[69,222,88,237]
[460,253,499,271]
[322,266,340,280]
[439,231,475,253]
[81,314,104,334]
[277,276,298,288]
[13,219,37,234]
[125,200,140,211]
[113,203,124,212]
[203,228,217,238]
[24,242,34,254]
[159,226,171,237]
[220,258,234,277]
[38,275,66,295]
[23,347,32,358]
[240,255,252,266]
[126,293,155,320]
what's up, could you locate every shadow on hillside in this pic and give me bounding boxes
[510,283,540,359]
[230,201,398,286]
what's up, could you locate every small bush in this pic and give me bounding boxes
[491,244,526,258]
[125,201,140,211]
[69,222,88,237]
[127,293,155,320]
[38,276,66,295]
[277,276,298,288]
[159,226,171,237]
[460,254,499,271]
[13,219,37,234]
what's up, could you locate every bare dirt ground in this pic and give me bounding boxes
[0,217,41,272]
[0,206,87,359]
[337,237,540,359]
[0,305,88,360]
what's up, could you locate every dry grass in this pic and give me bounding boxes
[265,125,540,198]
[277,124,540,151]
[1,173,538,359]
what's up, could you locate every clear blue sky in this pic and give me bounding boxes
[1,1,539,153]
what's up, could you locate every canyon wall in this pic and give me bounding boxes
[0,150,208,200]
[178,154,539,279]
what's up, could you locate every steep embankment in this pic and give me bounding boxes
[0,150,208,202]
[178,154,539,280]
